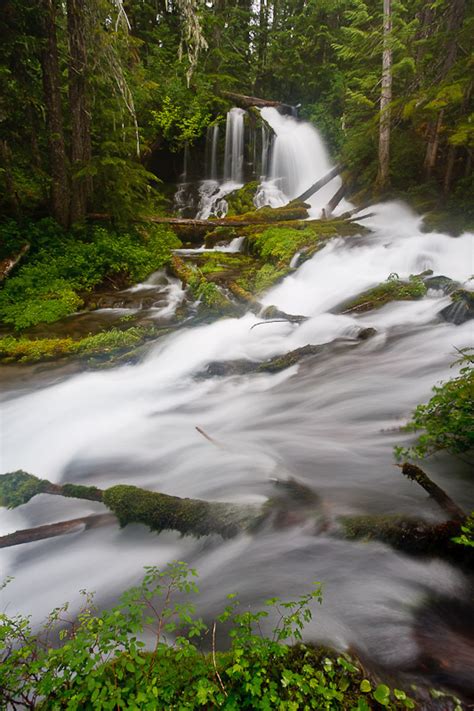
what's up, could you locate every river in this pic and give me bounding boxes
[1,107,473,696]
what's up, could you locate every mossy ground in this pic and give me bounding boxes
[0,325,164,364]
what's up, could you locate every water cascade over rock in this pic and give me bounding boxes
[1,107,473,700]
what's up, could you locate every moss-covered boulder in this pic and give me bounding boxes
[336,275,427,314]
[225,181,260,216]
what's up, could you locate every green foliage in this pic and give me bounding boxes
[452,512,474,548]
[0,562,415,710]
[0,221,180,330]
[248,226,319,264]
[395,349,474,461]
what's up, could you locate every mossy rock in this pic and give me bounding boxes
[336,276,427,314]
[204,226,240,248]
[441,288,474,325]
[235,201,310,224]
[225,181,259,217]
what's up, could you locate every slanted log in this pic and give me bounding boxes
[295,165,342,203]
[401,463,466,522]
[0,514,117,549]
[325,183,348,216]
[0,244,30,282]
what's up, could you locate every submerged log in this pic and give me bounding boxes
[295,165,342,203]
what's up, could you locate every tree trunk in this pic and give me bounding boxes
[377,0,392,190]
[0,140,19,216]
[424,110,444,180]
[67,0,92,223]
[443,145,457,195]
[39,0,70,228]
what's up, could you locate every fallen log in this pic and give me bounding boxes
[325,183,348,216]
[0,514,117,549]
[0,471,321,544]
[295,165,342,203]
[221,91,294,113]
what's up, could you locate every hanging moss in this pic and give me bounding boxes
[102,484,258,538]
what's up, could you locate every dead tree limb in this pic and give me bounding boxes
[0,244,30,282]
[401,463,466,522]
[325,183,348,216]
[295,165,342,203]
[0,514,117,549]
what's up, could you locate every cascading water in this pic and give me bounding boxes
[210,124,219,181]
[255,107,346,216]
[1,111,473,696]
[223,107,245,183]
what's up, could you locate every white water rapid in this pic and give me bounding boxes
[1,111,473,692]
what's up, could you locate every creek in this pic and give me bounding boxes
[1,108,473,695]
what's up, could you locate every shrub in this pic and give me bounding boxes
[0,562,417,710]
[395,348,474,460]
[0,221,180,329]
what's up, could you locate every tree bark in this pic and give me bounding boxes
[0,514,117,549]
[324,183,347,216]
[67,0,92,223]
[0,140,19,216]
[377,0,392,190]
[424,110,444,180]
[401,463,466,522]
[39,0,70,228]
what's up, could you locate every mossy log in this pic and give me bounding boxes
[221,91,295,114]
[0,471,321,547]
[401,463,466,521]
[201,334,376,378]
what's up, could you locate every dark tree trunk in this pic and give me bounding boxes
[39,0,70,227]
[0,140,19,216]
[67,0,92,223]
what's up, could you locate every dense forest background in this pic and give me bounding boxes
[0,0,472,228]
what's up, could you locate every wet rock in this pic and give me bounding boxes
[357,327,377,340]
[440,289,474,325]
[423,275,461,295]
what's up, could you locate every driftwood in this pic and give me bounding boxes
[221,91,294,113]
[295,165,342,203]
[0,514,117,549]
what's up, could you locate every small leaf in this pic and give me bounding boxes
[360,679,372,693]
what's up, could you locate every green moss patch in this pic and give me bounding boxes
[0,326,161,364]
[338,275,427,314]
[225,181,259,216]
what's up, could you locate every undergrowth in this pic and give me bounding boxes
[0,562,418,710]
[0,219,181,330]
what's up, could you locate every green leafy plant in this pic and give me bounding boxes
[0,562,415,710]
[395,348,474,461]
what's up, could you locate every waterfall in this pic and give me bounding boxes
[223,107,245,183]
[261,125,270,178]
[256,107,342,215]
[210,124,219,181]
